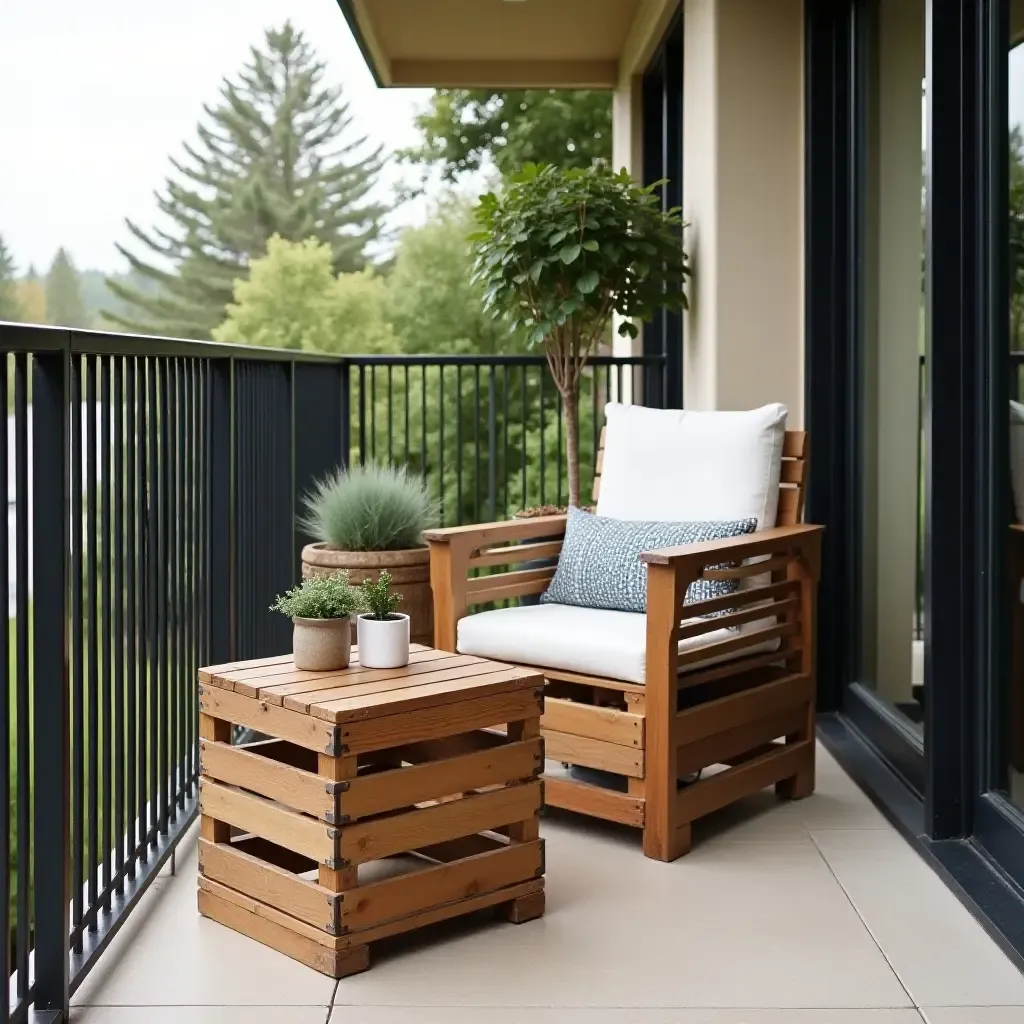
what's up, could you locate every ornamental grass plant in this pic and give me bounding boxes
[300,463,438,551]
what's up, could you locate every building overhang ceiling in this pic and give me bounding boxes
[336,0,678,88]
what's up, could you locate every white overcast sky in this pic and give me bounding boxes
[0,0,435,274]
[3,2,1024,276]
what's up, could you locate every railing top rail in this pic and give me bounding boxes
[0,322,340,363]
[341,353,666,367]
[0,321,668,368]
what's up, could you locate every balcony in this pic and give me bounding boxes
[1,322,1022,1023]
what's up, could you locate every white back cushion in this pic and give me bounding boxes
[595,403,788,531]
[1010,401,1024,523]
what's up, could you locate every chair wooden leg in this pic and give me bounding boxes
[776,701,816,800]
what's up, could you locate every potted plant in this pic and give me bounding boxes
[300,463,438,646]
[356,570,409,669]
[472,163,691,508]
[270,571,364,672]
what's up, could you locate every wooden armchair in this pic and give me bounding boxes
[426,416,822,862]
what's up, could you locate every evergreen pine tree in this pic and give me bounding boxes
[45,248,89,328]
[106,21,387,339]
[0,234,20,321]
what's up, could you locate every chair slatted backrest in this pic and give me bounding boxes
[591,427,809,526]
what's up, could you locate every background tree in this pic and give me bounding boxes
[213,235,395,353]
[15,266,47,325]
[0,235,20,321]
[1009,125,1024,348]
[108,21,387,339]
[45,248,89,328]
[399,90,611,186]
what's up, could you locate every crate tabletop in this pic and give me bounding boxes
[198,645,545,724]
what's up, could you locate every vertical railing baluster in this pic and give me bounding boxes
[113,356,125,894]
[71,355,85,943]
[31,345,72,1020]
[14,354,30,994]
[387,364,394,464]
[474,364,481,521]
[86,355,99,920]
[101,355,112,911]
[521,365,528,510]
[404,366,410,464]
[488,366,497,521]
[502,365,510,518]
[0,355,8,1021]
[168,361,180,818]
[146,357,159,853]
[126,357,137,879]
[420,365,427,480]
[539,371,546,507]
[456,365,463,524]
[439,366,445,522]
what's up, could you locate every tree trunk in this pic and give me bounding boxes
[562,382,581,508]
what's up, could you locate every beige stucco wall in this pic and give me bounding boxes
[681,0,804,424]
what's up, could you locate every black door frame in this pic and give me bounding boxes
[807,0,1024,963]
[642,7,684,409]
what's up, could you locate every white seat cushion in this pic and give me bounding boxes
[457,603,779,686]
[596,403,788,530]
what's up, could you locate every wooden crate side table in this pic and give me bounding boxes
[196,644,546,978]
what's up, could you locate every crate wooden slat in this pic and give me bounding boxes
[197,647,546,978]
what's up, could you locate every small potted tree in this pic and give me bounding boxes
[271,571,364,672]
[300,463,438,646]
[357,570,409,669]
[471,163,691,508]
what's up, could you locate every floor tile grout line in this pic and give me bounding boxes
[326,980,340,1022]
[808,830,921,1013]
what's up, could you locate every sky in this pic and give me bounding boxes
[0,0,436,274]
[4,3,1024,278]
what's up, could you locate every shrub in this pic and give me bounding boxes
[270,571,364,620]
[301,463,438,551]
[361,570,403,620]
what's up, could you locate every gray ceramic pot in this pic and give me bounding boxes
[292,616,352,672]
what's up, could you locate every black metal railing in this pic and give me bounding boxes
[0,321,665,1021]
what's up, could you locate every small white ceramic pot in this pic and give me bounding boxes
[292,616,352,672]
[356,613,411,669]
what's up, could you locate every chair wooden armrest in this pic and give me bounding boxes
[426,515,568,651]
[639,523,824,571]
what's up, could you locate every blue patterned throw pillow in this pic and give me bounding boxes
[540,507,758,614]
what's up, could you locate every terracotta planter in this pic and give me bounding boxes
[357,613,411,669]
[292,616,352,672]
[301,544,433,647]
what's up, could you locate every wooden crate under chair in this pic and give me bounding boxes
[427,422,822,862]
[196,646,546,978]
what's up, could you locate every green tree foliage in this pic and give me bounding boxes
[0,234,20,321]
[387,195,520,355]
[107,21,387,339]
[45,247,89,328]
[398,89,611,185]
[214,235,395,354]
[472,164,690,506]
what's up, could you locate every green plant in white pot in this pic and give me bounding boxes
[271,571,364,672]
[472,163,691,507]
[356,570,409,669]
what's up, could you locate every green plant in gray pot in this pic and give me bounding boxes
[271,571,364,672]
[300,463,438,646]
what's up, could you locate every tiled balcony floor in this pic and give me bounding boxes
[70,744,1024,1024]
